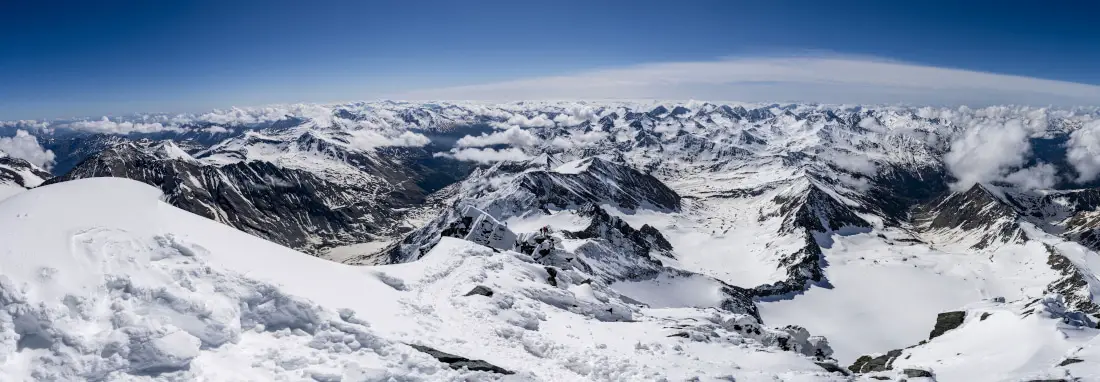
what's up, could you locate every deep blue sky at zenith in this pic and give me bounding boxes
[2,0,1099,119]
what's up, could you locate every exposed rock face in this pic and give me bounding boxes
[378,157,681,265]
[776,182,872,235]
[849,349,903,373]
[463,285,494,297]
[506,157,682,213]
[903,368,935,378]
[0,156,51,188]
[914,183,1025,249]
[46,142,420,253]
[439,206,517,251]
[753,181,872,300]
[561,204,669,282]
[372,205,516,264]
[666,314,834,359]
[1043,244,1100,318]
[928,311,966,340]
[406,344,514,375]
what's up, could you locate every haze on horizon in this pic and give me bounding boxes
[3,0,1100,120]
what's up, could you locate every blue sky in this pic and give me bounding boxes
[3,0,1100,119]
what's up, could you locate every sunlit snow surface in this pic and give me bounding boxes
[0,178,844,381]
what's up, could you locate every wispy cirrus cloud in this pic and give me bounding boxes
[402,56,1100,106]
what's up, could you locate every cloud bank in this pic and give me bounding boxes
[61,117,180,134]
[1067,121,1100,183]
[403,56,1100,106]
[345,130,431,150]
[0,130,56,170]
[456,126,538,148]
[436,147,531,164]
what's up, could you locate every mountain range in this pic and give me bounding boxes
[2,101,1100,381]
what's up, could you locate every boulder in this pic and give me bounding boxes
[928,311,966,340]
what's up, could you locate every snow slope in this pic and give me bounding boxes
[0,178,843,381]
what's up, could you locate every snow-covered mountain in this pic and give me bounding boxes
[0,178,846,380]
[0,153,51,200]
[5,100,1100,380]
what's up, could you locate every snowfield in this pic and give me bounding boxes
[0,178,844,381]
[9,101,1100,380]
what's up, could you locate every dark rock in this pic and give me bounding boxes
[0,156,52,187]
[512,157,682,212]
[929,311,966,340]
[46,141,432,254]
[463,285,494,297]
[752,182,872,299]
[848,349,902,373]
[913,183,1024,249]
[407,344,514,375]
[980,312,992,321]
[903,368,935,378]
[814,362,849,376]
[1058,358,1083,366]
[1044,244,1100,315]
[383,157,681,264]
[544,267,558,287]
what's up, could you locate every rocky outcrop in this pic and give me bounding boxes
[510,157,682,212]
[407,344,514,375]
[0,156,51,188]
[849,349,903,374]
[753,182,871,300]
[378,157,681,264]
[373,205,516,264]
[561,204,670,281]
[46,142,420,253]
[1043,244,1100,319]
[928,311,966,340]
[914,183,1025,249]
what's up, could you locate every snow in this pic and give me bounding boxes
[505,210,591,233]
[757,227,1065,364]
[600,194,798,289]
[553,158,593,175]
[888,297,1100,381]
[0,178,842,381]
[321,240,393,263]
[152,141,197,162]
[760,262,980,363]
[611,274,726,309]
[0,184,23,201]
[9,101,1100,379]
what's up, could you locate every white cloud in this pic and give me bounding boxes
[0,130,56,170]
[503,114,554,128]
[551,106,598,126]
[203,126,230,134]
[391,131,432,147]
[857,117,884,132]
[1066,120,1100,183]
[550,131,609,149]
[943,119,1053,191]
[456,126,538,148]
[61,117,179,134]
[345,130,431,150]
[403,56,1100,106]
[435,147,531,164]
[821,151,878,176]
[1004,163,1058,190]
[197,106,293,126]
